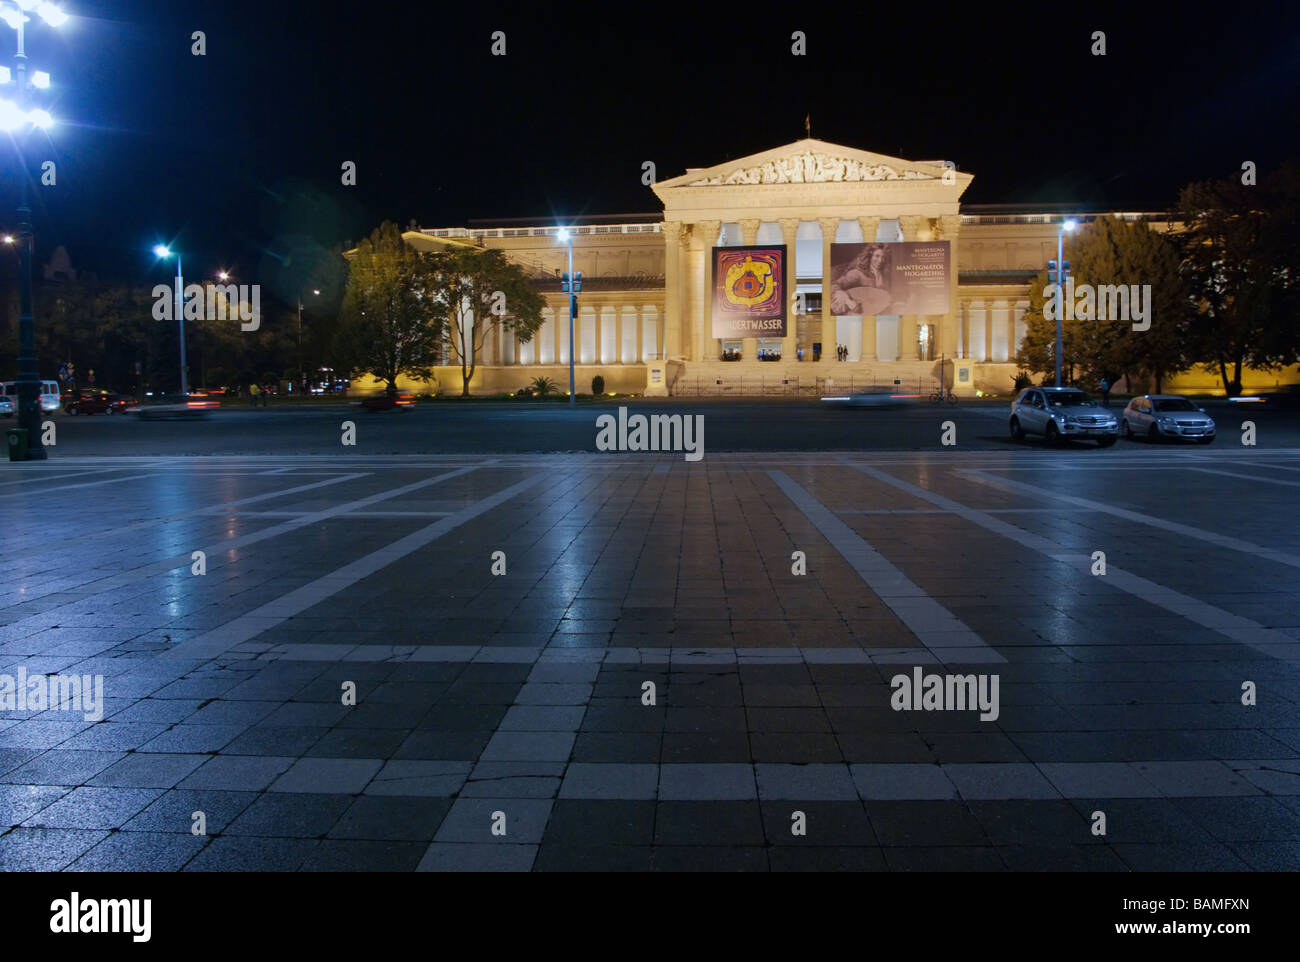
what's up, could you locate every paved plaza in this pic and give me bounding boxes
[1,442,1298,871]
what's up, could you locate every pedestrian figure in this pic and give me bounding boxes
[261,384,270,407]
[1100,377,1111,407]
[249,383,259,408]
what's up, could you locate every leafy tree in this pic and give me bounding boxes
[425,247,544,397]
[1017,216,1190,391]
[1179,164,1300,395]
[336,222,443,395]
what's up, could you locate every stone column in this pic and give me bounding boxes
[779,218,800,362]
[897,216,923,360]
[1007,300,1019,362]
[635,306,644,363]
[984,304,994,362]
[554,300,564,367]
[818,217,838,363]
[739,218,760,361]
[857,216,880,361]
[594,305,603,366]
[691,220,720,362]
[936,214,962,359]
[662,222,684,360]
[960,301,970,359]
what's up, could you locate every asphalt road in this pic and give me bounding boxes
[11,398,1299,457]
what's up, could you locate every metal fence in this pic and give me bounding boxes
[672,374,946,397]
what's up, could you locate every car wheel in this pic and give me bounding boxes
[1121,419,1133,439]
[1147,424,1162,443]
[1045,422,1061,446]
[1097,436,1117,447]
[1009,417,1025,441]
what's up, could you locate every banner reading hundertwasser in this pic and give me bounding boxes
[828,241,950,316]
[711,246,787,338]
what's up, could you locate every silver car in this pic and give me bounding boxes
[1009,387,1119,446]
[1121,394,1215,443]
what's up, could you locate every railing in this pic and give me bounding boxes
[672,375,946,397]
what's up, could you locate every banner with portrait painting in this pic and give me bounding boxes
[829,242,950,316]
[711,246,787,338]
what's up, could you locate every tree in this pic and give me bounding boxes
[1179,165,1300,396]
[336,222,443,395]
[1016,216,1191,391]
[426,247,544,397]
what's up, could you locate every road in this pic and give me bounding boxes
[16,398,1300,456]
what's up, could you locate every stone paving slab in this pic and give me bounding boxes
[0,452,1297,870]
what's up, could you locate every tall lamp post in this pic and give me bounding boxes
[556,227,579,406]
[298,289,319,394]
[2,0,67,460]
[152,245,188,397]
[1051,218,1077,387]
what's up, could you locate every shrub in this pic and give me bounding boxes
[591,375,605,395]
[530,376,556,397]
[1012,370,1033,392]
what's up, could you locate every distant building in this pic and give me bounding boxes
[369,139,1295,396]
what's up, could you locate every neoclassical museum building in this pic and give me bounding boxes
[386,138,1271,397]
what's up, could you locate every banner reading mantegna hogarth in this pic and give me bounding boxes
[828,241,950,316]
[711,246,787,338]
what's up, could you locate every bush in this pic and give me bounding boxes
[530,376,556,398]
[1012,370,1033,392]
[591,375,605,395]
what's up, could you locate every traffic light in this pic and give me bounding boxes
[570,300,578,319]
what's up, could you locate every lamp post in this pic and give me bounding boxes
[2,0,66,460]
[298,289,319,394]
[152,245,187,397]
[556,227,576,405]
[1053,218,1077,387]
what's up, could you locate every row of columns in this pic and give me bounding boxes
[472,305,663,366]
[663,213,963,363]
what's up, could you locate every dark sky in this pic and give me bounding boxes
[3,0,1297,293]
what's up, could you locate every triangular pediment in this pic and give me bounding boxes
[655,139,956,190]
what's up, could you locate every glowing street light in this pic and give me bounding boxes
[152,244,189,397]
[1052,218,1077,387]
[556,226,578,404]
[2,0,67,460]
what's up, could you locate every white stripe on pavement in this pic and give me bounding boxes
[166,472,550,660]
[767,470,1003,664]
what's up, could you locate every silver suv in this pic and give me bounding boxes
[1010,387,1119,446]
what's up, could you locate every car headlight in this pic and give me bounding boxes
[1158,417,1175,426]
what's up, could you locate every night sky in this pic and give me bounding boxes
[3,0,1297,293]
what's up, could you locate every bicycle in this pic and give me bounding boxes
[929,389,958,404]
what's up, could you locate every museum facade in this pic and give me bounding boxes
[389,138,1246,397]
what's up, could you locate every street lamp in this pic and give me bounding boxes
[152,244,188,397]
[2,0,66,460]
[297,289,319,393]
[556,227,577,405]
[1052,218,1077,387]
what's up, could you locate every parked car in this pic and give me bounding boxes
[1009,387,1119,446]
[0,396,13,417]
[64,390,138,415]
[1121,395,1215,443]
[1,380,61,414]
